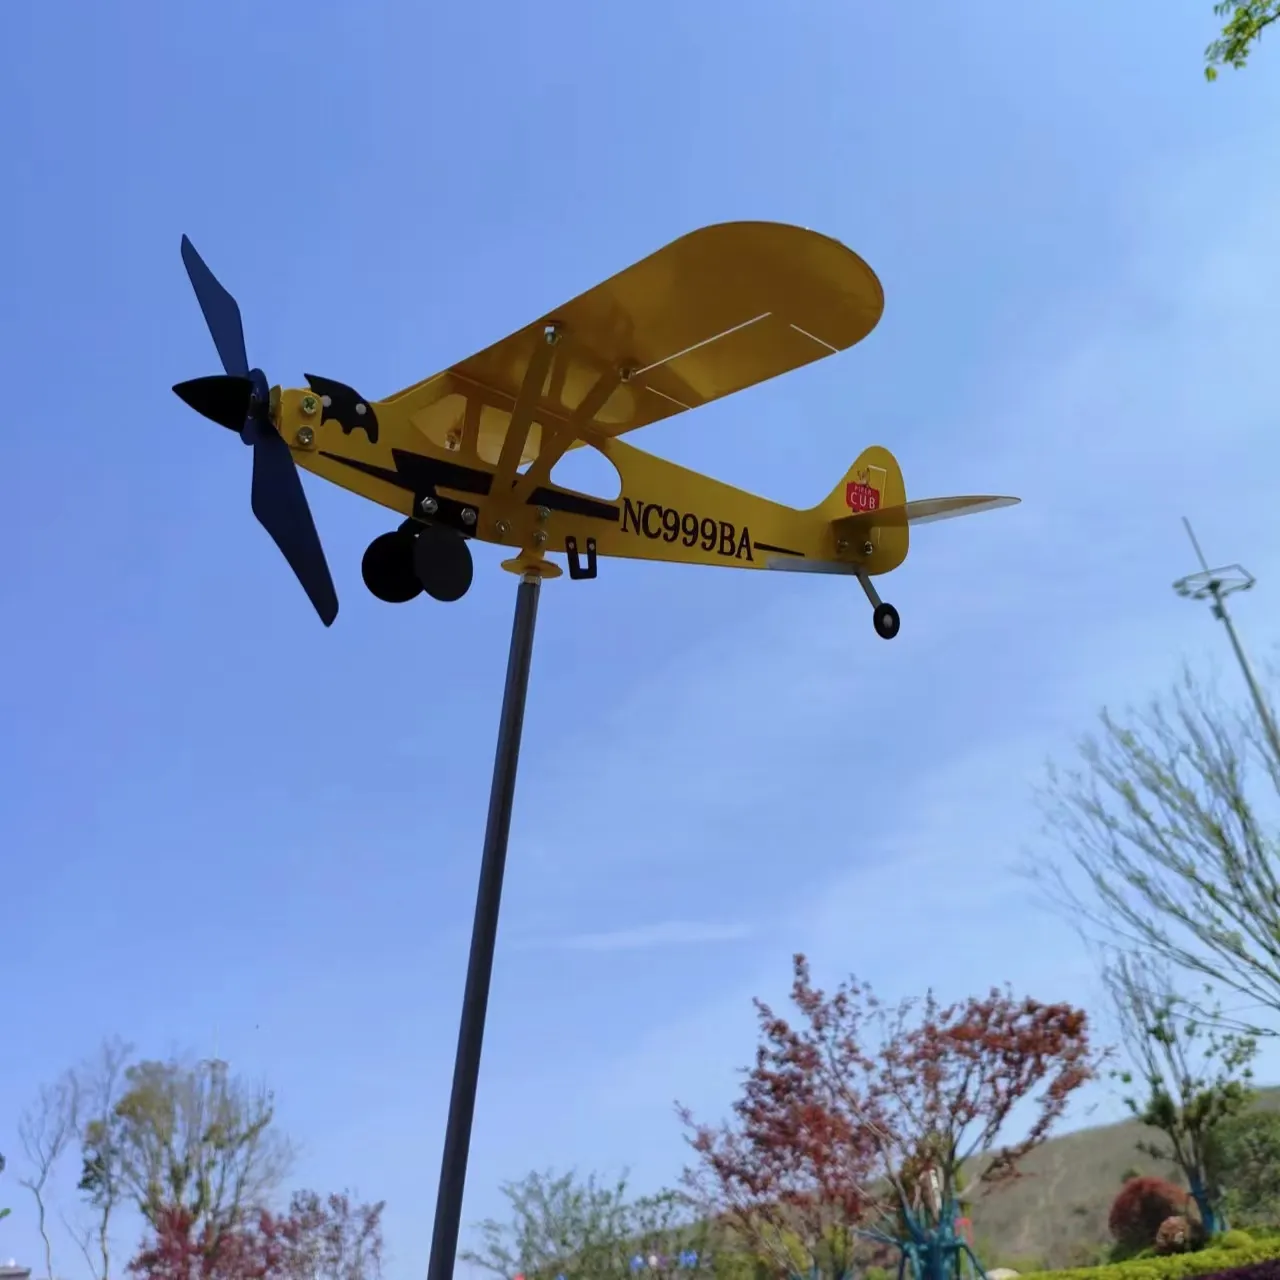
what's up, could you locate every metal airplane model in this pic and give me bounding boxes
[170,220,1019,1280]
[173,221,1018,641]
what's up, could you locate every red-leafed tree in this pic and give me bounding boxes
[1108,1176,1193,1257]
[679,966,886,1279]
[680,955,1100,1280]
[127,1189,386,1280]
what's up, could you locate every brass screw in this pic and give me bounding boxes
[295,426,315,447]
[533,530,547,547]
[300,394,318,416]
[536,506,551,522]
[495,519,511,537]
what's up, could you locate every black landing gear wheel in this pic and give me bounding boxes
[413,523,474,602]
[361,531,423,603]
[873,602,901,640]
[856,569,901,640]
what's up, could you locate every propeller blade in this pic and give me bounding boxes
[172,375,254,431]
[180,236,250,377]
[247,422,339,627]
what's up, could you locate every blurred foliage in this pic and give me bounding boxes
[1206,2,1280,79]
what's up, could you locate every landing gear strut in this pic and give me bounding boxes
[857,570,901,640]
[361,523,475,604]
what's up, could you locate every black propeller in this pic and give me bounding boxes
[173,235,339,627]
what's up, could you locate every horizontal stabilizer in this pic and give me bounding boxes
[833,494,1019,534]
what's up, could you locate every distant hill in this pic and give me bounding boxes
[964,1088,1280,1271]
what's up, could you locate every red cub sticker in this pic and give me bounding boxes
[845,471,881,512]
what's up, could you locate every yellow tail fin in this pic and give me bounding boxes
[814,445,906,519]
[815,446,1019,575]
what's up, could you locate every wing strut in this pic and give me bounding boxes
[509,365,623,505]
[491,323,561,498]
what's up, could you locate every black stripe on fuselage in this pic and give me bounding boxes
[319,449,621,522]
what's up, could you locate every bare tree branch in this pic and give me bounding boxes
[1027,667,1280,1031]
[72,1036,135,1280]
[19,1072,80,1280]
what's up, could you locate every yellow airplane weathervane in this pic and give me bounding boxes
[174,221,1017,641]
[169,219,1020,1280]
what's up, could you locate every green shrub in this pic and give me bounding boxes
[1021,1233,1280,1280]
[1218,1231,1256,1252]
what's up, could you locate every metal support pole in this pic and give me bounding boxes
[1210,580,1280,767]
[1174,517,1280,769]
[425,571,542,1280]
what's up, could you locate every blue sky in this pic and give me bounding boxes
[5,1,1280,1277]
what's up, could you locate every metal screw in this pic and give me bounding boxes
[533,530,547,547]
[495,519,511,537]
[300,395,318,416]
[536,506,551,522]
[420,496,439,515]
[862,541,874,556]
[295,426,315,447]
[461,507,477,526]
[836,538,849,553]
[355,402,367,416]
[321,395,332,408]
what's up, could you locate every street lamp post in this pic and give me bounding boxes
[1173,516,1280,767]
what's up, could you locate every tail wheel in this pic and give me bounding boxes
[873,602,901,640]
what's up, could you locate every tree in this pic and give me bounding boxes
[270,1192,385,1280]
[98,1056,292,1257]
[680,955,1099,1280]
[1104,950,1257,1236]
[679,964,884,1280]
[1034,670,1280,1030]
[1206,2,1280,79]
[127,1188,385,1280]
[461,1170,711,1280]
[70,1035,134,1280]
[627,1191,713,1278]
[1206,1111,1280,1226]
[19,1071,80,1280]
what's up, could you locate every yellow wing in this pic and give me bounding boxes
[378,221,885,467]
